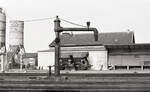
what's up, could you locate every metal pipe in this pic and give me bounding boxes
[48,66,52,77]
[56,28,98,41]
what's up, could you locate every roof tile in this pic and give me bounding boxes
[50,31,135,47]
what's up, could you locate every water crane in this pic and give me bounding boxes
[53,16,99,76]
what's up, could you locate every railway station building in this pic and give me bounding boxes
[38,31,150,70]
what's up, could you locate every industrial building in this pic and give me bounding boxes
[0,8,38,72]
[38,31,137,70]
[38,31,150,71]
[22,53,38,69]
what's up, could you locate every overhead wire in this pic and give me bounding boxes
[23,16,87,28]
[1,13,87,28]
[59,18,87,28]
[23,17,55,22]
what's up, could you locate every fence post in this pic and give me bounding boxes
[48,66,51,77]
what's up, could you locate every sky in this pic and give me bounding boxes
[1,0,150,52]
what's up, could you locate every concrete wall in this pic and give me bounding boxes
[89,51,107,70]
[0,55,7,71]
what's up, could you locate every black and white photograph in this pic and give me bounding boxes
[0,0,150,91]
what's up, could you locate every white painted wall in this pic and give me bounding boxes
[38,51,54,70]
[88,51,107,70]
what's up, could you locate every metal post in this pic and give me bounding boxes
[127,66,129,70]
[48,66,51,77]
[1,54,4,72]
[20,55,23,71]
[54,16,61,76]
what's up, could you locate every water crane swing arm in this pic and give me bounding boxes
[54,16,99,41]
[55,27,98,41]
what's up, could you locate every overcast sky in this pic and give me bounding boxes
[1,0,150,52]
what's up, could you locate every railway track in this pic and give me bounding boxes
[0,73,150,92]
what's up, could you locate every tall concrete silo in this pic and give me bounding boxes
[0,8,6,48]
[9,20,24,47]
[0,8,6,72]
[8,20,25,69]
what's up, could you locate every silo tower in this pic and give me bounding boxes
[0,8,6,48]
[0,8,6,72]
[9,20,24,51]
[8,20,25,69]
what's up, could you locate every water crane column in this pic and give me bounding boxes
[54,16,62,76]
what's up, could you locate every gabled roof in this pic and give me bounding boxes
[50,31,135,47]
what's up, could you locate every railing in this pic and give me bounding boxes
[108,65,150,70]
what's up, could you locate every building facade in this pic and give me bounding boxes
[38,46,107,70]
[106,44,150,70]
[38,31,136,70]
